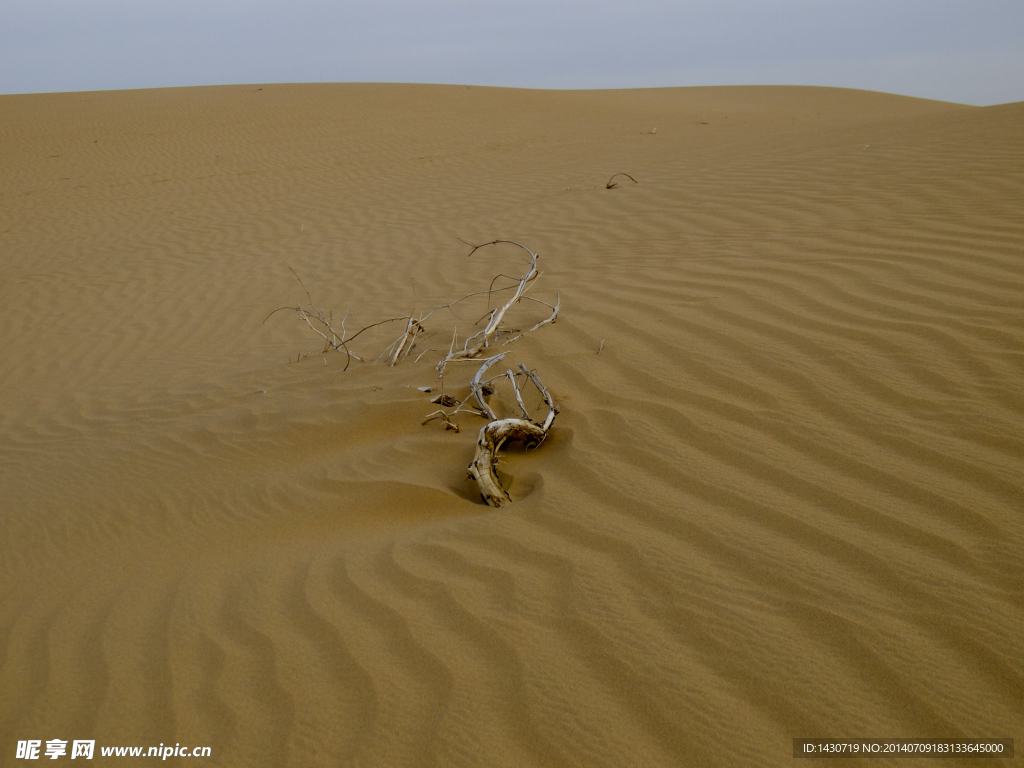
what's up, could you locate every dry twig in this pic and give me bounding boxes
[436,240,549,376]
[605,173,638,189]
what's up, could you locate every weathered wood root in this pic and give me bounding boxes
[467,364,557,507]
[469,419,549,506]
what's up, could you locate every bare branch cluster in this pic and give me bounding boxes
[270,240,561,506]
[433,240,559,377]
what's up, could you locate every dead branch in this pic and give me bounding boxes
[469,354,505,420]
[272,241,561,508]
[606,173,638,189]
[418,354,507,433]
[275,241,555,378]
[422,410,461,432]
[517,363,558,433]
[266,269,420,371]
[507,370,530,419]
[348,315,416,346]
[284,268,357,363]
[436,241,542,376]
[503,294,559,345]
[389,314,426,367]
[467,365,558,507]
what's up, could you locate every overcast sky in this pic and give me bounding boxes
[2,0,1022,105]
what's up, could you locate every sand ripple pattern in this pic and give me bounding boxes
[1,85,1021,766]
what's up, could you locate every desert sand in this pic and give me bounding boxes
[1,83,1021,766]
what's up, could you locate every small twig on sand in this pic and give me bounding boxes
[422,410,461,432]
[605,173,638,189]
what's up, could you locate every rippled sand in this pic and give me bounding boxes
[1,84,1021,766]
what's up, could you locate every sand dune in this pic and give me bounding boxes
[1,84,1021,766]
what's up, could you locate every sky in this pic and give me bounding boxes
[1,0,1022,105]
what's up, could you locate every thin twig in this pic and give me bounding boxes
[436,241,541,375]
[606,173,638,189]
[469,354,505,421]
[507,370,530,419]
[503,295,559,345]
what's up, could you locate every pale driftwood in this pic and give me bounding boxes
[275,241,555,376]
[389,314,426,367]
[507,370,529,418]
[422,410,461,432]
[421,355,506,431]
[467,364,557,507]
[273,243,560,508]
[420,353,542,434]
[469,354,505,420]
[389,316,416,366]
[503,295,559,345]
[436,240,542,376]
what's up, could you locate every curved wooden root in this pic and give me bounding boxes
[469,419,549,507]
[467,363,557,507]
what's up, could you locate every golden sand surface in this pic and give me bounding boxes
[1,83,1021,766]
